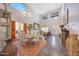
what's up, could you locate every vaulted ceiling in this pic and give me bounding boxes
[6,3,63,23]
[26,3,63,15]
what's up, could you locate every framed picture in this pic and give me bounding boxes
[33,23,40,30]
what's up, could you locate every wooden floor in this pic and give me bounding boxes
[39,35,66,56]
[14,35,66,56]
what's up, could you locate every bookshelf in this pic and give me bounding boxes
[0,9,11,51]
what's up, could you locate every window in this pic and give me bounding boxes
[42,15,48,20]
[41,10,59,20]
[16,22,23,32]
[41,27,49,32]
[50,12,59,18]
[10,3,27,12]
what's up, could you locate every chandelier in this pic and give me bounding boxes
[23,11,31,17]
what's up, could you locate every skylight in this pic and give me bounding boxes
[10,3,26,12]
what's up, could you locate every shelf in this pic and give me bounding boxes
[0,9,11,50]
[0,23,10,26]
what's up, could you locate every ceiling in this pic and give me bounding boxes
[26,3,63,15]
[5,3,64,23]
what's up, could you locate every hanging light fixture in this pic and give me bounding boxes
[10,3,31,17]
[23,11,31,17]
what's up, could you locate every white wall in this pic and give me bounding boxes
[40,4,64,35]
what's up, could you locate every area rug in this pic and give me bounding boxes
[17,40,47,56]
